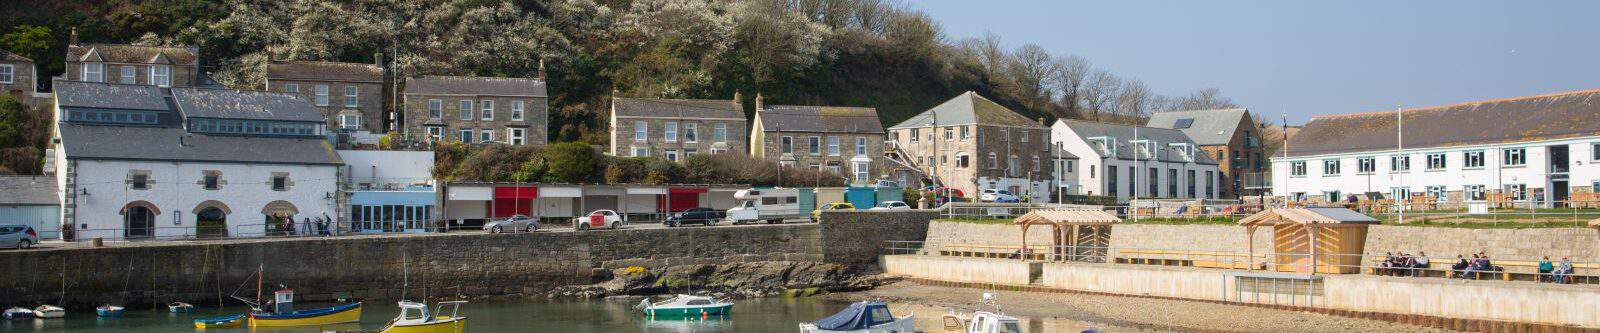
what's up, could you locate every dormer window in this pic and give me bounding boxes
[150,65,172,87]
[84,63,104,82]
[119,66,136,84]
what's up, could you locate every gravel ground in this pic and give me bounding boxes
[825,281,1450,333]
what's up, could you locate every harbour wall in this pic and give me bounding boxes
[886,254,1600,329]
[0,224,823,308]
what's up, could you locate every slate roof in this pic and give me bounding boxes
[267,61,383,83]
[890,91,1042,129]
[1056,119,1219,165]
[172,88,324,122]
[1287,89,1600,157]
[52,79,170,111]
[1146,108,1249,146]
[403,75,546,97]
[67,44,198,65]
[0,48,32,62]
[57,124,342,165]
[758,105,884,134]
[612,97,743,119]
[0,176,56,206]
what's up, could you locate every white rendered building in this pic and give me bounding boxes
[52,80,342,240]
[1053,119,1223,202]
[1271,89,1600,207]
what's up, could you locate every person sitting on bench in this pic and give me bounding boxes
[1411,252,1430,277]
[1538,256,1555,283]
[1554,257,1575,284]
[1451,255,1470,279]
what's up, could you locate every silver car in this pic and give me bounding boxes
[483,215,540,234]
[0,225,39,249]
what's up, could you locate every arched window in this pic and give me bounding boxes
[987,152,998,169]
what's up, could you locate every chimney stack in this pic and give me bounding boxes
[754,93,764,111]
[69,28,78,46]
[1038,117,1046,125]
[536,59,547,81]
[374,52,384,68]
[733,91,741,103]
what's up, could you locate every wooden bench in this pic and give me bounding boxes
[938,243,1052,260]
[1116,249,1256,269]
[1366,257,1600,283]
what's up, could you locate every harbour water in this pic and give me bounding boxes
[0,297,1117,332]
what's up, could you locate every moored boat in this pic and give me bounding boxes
[32,305,64,319]
[379,300,467,333]
[798,300,914,333]
[938,293,1024,333]
[636,295,733,318]
[96,304,125,318]
[194,314,246,329]
[3,307,35,320]
[168,302,195,313]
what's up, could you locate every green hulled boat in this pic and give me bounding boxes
[636,295,733,317]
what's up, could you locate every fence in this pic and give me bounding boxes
[889,240,1600,285]
[936,199,1600,228]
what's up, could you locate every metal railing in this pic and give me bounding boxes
[933,199,1600,228]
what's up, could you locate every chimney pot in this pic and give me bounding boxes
[754,93,764,111]
[69,28,78,46]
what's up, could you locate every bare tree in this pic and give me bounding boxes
[1113,78,1155,122]
[1162,87,1241,112]
[1077,69,1121,121]
[1049,54,1090,117]
[1007,43,1057,110]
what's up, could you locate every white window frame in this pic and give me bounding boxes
[852,161,869,183]
[1502,148,1526,166]
[1465,185,1486,201]
[479,129,494,143]
[314,85,330,106]
[781,136,794,154]
[459,129,473,143]
[84,63,104,82]
[480,100,494,121]
[960,126,970,141]
[507,128,526,145]
[1032,155,1040,171]
[1323,159,1340,176]
[117,66,134,84]
[855,137,867,156]
[0,64,11,84]
[634,121,648,142]
[683,123,698,143]
[285,83,300,93]
[713,123,727,142]
[1426,153,1446,170]
[664,122,678,142]
[344,86,359,107]
[150,65,171,87]
[1290,161,1307,177]
[1021,129,1029,142]
[1593,143,1600,162]
[428,99,443,118]
[1390,155,1410,173]
[807,137,822,155]
[458,100,474,120]
[632,147,650,157]
[426,127,443,140]
[339,114,361,130]
[511,101,525,121]
[1464,150,1485,169]
[987,152,998,169]
[1357,157,1376,174]
[827,136,841,156]
[664,149,679,162]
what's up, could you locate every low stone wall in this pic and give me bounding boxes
[1323,274,1600,327]
[883,255,1038,285]
[924,220,1052,251]
[1037,261,1229,301]
[0,224,822,308]
[820,210,939,269]
[1364,225,1599,261]
[1109,224,1271,253]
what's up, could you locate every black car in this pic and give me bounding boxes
[664,208,724,227]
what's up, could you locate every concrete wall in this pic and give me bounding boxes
[884,255,1037,285]
[1037,261,1228,301]
[1110,224,1272,253]
[1364,225,1599,262]
[1323,274,1600,327]
[0,224,822,308]
[924,220,1053,252]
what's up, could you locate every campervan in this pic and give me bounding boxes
[726,188,804,224]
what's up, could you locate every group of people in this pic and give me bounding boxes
[1538,256,1578,284]
[1377,252,1430,276]
[270,213,335,236]
[1449,252,1503,279]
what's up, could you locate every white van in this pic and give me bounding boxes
[726,188,803,224]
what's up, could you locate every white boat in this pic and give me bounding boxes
[3,307,34,320]
[32,305,65,319]
[379,300,466,333]
[938,293,1024,333]
[635,295,733,317]
[798,300,914,333]
[168,302,195,313]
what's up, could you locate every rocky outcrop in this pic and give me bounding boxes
[548,261,884,299]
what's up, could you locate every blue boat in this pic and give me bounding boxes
[96,305,125,318]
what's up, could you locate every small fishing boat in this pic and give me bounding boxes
[938,293,1023,333]
[378,300,467,333]
[3,307,35,320]
[247,290,363,328]
[168,302,195,313]
[32,305,65,319]
[96,304,125,318]
[799,300,914,333]
[194,314,246,329]
[636,295,733,318]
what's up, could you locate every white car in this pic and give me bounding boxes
[573,210,624,230]
[978,189,1020,203]
[869,201,912,210]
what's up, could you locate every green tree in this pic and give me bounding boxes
[0,25,51,63]
[540,141,597,183]
[0,96,32,148]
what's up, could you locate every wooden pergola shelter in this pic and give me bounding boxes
[1238,207,1381,274]
[1014,209,1121,262]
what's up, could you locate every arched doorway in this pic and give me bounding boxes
[261,200,300,236]
[119,201,161,239]
[194,200,231,238]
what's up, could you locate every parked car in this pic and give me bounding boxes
[979,189,1021,203]
[574,210,624,230]
[664,208,723,227]
[811,202,857,222]
[869,201,912,210]
[483,215,540,234]
[0,225,38,249]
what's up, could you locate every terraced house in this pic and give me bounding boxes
[265,60,388,135]
[402,75,548,146]
[1272,89,1600,208]
[50,79,342,241]
[749,95,885,184]
[1146,108,1268,199]
[1054,119,1223,202]
[886,92,1053,199]
[64,34,199,88]
[608,96,746,160]
[0,48,38,99]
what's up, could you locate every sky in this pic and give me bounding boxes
[909,0,1600,125]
